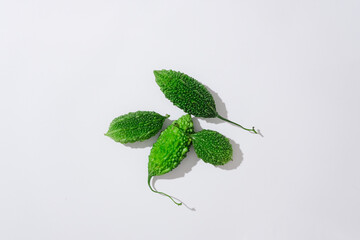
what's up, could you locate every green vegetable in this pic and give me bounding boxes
[154,69,257,134]
[147,114,193,205]
[104,69,260,207]
[191,130,233,166]
[105,111,169,144]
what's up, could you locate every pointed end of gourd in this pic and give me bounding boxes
[153,70,162,85]
[153,70,161,78]
[153,70,170,88]
[104,129,113,138]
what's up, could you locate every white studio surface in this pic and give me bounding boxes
[1,1,359,239]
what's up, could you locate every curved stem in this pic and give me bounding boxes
[148,176,182,206]
[216,114,258,134]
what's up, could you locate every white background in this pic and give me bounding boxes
[1,0,360,239]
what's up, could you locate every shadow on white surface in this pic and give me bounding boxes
[151,137,243,210]
[217,139,243,170]
[154,148,200,180]
[198,84,228,124]
[200,85,263,137]
[256,129,264,137]
[122,94,245,209]
[194,115,244,171]
[150,116,244,210]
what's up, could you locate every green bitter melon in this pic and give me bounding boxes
[154,69,257,134]
[105,111,169,144]
[191,130,233,166]
[148,114,194,205]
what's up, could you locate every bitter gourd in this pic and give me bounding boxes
[148,114,193,205]
[191,130,233,166]
[154,69,257,134]
[105,111,169,144]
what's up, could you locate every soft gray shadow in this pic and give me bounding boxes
[217,139,243,170]
[150,118,202,180]
[154,147,200,180]
[150,118,201,210]
[256,129,264,137]
[123,118,173,149]
[198,84,228,124]
[171,197,196,211]
[150,119,201,211]
[151,137,243,209]
[200,85,261,137]
[193,117,244,170]
[192,117,203,132]
[144,113,245,209]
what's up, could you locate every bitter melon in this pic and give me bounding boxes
[154,69,257,134]
[105,111,169,144]
[148,114,193,205]
[191,130,233,166]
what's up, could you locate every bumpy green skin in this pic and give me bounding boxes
[172,113,194,134]
[154,70,217,118]
[148,114,193,177]
[105,111,169,144]
[191,130,233,166]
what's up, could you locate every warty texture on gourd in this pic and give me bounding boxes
[191,129,233,166]
[105,111,169,144]
[147,114,193,205]
[154,69,257,134]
